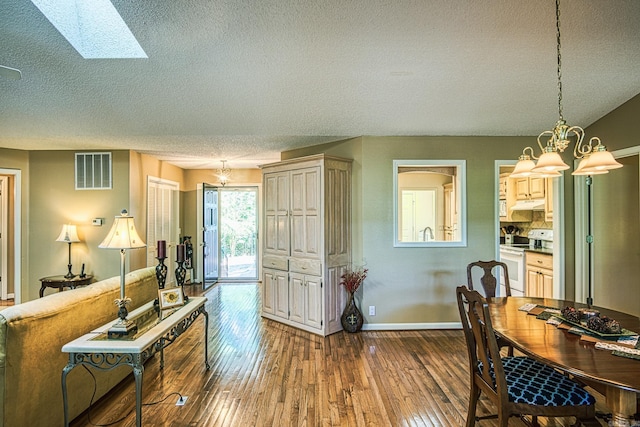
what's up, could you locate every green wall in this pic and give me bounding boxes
[28,151,131,300]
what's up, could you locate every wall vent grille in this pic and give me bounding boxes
[75,152,112,190]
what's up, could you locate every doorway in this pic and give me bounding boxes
[203,185,258,288]
[575,148,640,316]
[0,169,21,303]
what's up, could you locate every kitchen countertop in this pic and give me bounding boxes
[499,243,553,256]
[525,247,553,256]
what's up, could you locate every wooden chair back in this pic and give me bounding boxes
[466,260,511,297]
[456,286,508,400]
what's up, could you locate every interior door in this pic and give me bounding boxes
[147,177,179,285]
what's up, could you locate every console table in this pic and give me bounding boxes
[39,274,93,297]
[61,296,209,427]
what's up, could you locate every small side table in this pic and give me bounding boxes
[39,275,93,298]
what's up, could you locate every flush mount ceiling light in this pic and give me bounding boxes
[31,0,147,59]
[511,0,622,179]
[216,160,231,187]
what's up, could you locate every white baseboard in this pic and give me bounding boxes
[362,322,462,331]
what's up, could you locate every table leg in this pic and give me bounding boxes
[133,361,144,427]
[606,386,637,427]
[204,308,210,369]
[61,360,75,427]
[39,284,46,298]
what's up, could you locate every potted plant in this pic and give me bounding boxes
[340,266,368,333]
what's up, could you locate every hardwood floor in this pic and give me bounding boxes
[70,283,608,426]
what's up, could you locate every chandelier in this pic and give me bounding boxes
[216,160,231,186]
[511,0,622,178]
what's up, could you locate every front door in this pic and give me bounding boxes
[203,185,259,286]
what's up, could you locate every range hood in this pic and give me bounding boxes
[510,199,545,211]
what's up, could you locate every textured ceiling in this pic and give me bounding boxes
[1,0,639,169]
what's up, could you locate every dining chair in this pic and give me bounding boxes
[466,260,511,297]
[455,285,599,427]
[467,260,514,356]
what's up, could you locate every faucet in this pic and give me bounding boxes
[421,226,435,241]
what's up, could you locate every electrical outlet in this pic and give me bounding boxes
[176,396,188,406]
[369,306,376,316]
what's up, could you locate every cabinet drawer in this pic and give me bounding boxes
[290,259,322,276]
[263,256,288,271]
[526,252,552,270]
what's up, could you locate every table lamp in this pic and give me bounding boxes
[99,209,146,337]
[56,224,80,279]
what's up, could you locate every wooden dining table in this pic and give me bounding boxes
[487,296,640,427]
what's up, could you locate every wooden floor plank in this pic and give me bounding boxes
[69,282,606,426]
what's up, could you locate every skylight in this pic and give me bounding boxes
[31,0,147,59]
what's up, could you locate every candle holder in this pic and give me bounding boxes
[175,260,188,302]
[155,257,168,289]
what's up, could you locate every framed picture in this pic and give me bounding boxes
[158,288,184,310]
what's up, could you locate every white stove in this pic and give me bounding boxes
[499,229,553,297]
[528,229,553,249]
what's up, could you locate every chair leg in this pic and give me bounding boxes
[467,384,480,427]
[498,407,509,427]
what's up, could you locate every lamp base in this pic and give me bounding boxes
[64,264,76,279]
[107,320,138,339]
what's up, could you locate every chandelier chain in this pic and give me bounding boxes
[556,0,563,121]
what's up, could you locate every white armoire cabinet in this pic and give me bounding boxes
[260,154,352,336]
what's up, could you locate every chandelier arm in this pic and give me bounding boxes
[537,131,554,154]
[522,146,538,160]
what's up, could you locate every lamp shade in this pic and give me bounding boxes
[99,210,146,249]
[580,148,623,173]
[56,224,80,243]
[531,151,570,173]
[572,156,608,176]
[510,157,537,178]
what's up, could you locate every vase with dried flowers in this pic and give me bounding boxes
[340,266,368,333]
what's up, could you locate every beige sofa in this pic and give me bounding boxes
[0,267,158,427]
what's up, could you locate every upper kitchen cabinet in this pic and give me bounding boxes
[515,176,545,200]
[261,154,352,336]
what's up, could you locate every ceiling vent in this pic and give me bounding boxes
[75,152,112,190]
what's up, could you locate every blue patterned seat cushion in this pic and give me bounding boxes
[481,357,596,407]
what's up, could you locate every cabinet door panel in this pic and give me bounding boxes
[262,269,276,314]
[264,172,290,256]
[326,266,346,333]
[289,273,305,324]
[305,276,323,329]
[526,269,539,297]
[290,167,321,259]
[516,178,530,200]
[275,271,289,319]
[542,270,553,299]
[326,168,350,258]
[529,177,545,199]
